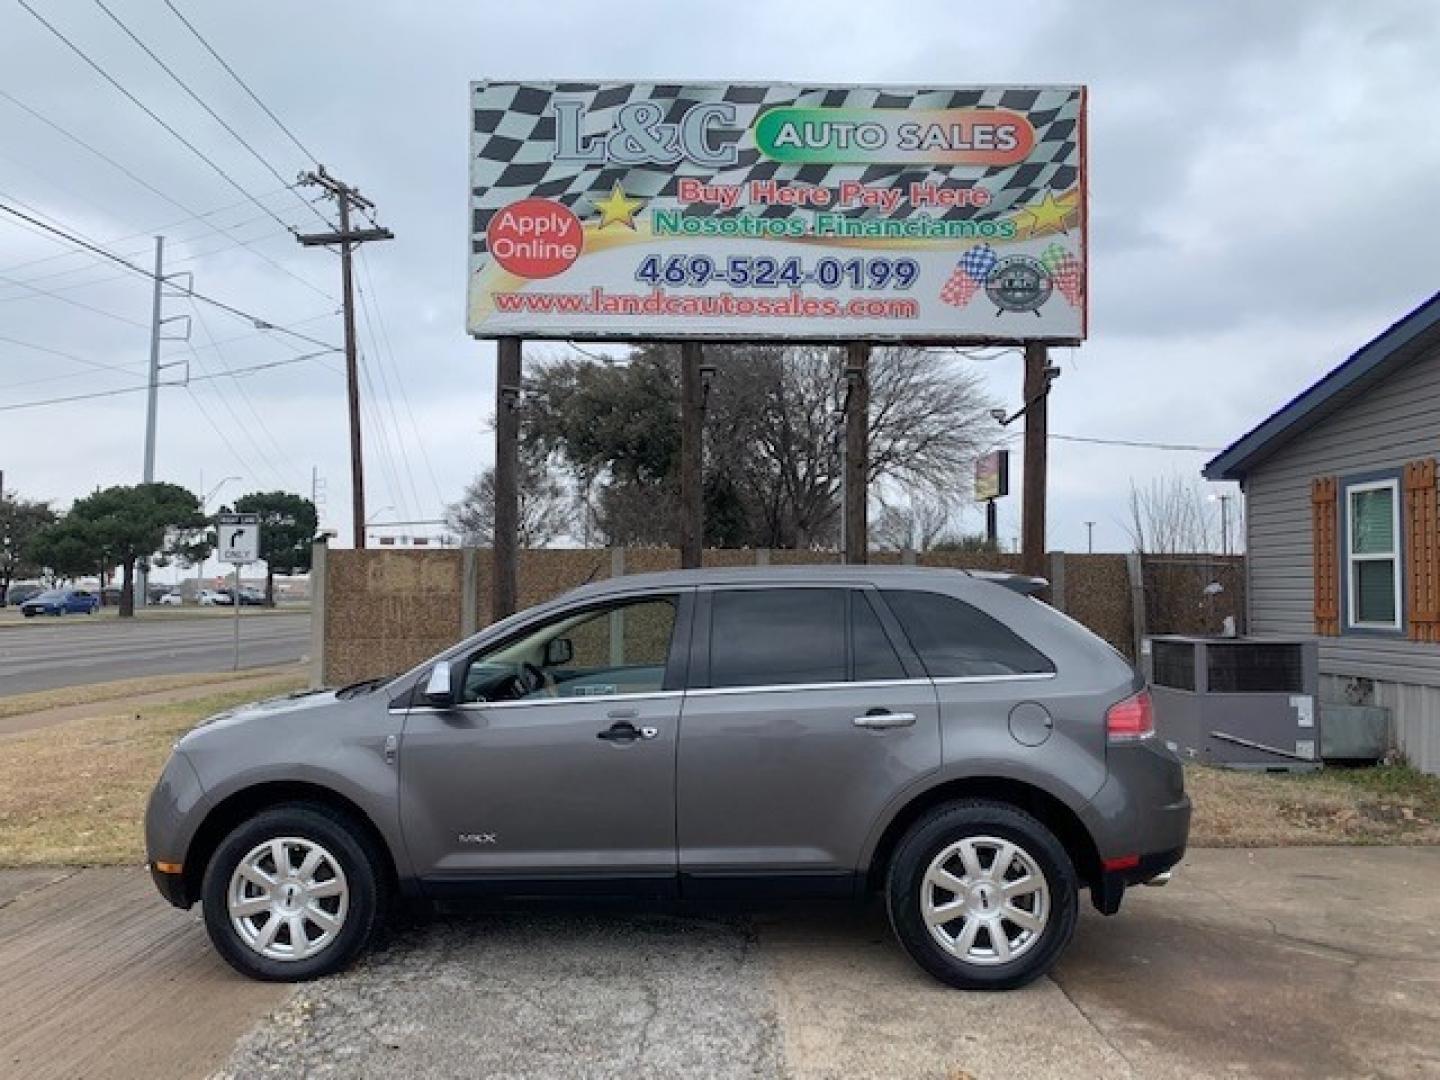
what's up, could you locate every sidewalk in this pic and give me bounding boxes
[0,867,291,1080]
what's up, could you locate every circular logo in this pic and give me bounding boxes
[985,255,1053,313]
[487,198,583,279]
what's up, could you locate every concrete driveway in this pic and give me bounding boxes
[3,848,1436,1079]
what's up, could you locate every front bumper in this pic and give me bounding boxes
[144,750,207,909]
[150,863,191,907]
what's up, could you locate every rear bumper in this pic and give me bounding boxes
[1092,845,1184,914]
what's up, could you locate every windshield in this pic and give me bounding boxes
[35,590,64,601]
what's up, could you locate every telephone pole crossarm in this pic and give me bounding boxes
[296,228,394,246]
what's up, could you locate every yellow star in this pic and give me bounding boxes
[1018,189,1073,237]
[591,182,644,230]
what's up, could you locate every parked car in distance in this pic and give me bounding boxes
[159,591,185,606]
[21,588,100,617]
[237,587,265,607]
[146,566,1190,988]
[4,583,43,606]
[197,589,232,606]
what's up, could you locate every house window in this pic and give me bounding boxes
[1345,478,1402,630]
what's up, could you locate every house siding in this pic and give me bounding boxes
[1244,339,1440,771]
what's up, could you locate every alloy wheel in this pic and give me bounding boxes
[227,837,349,962]
[920,835,1050,965]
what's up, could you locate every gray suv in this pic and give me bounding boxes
[146,566,1189,990]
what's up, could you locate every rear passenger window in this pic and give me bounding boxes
[851,592,906,681]
[882,590,1054,678]
[710,589,846,687]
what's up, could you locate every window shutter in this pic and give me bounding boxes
[1404,458,1440,642]
[1312,476,1339,635]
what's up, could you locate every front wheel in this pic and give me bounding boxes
[886,800,1078,991]
[201,804,385,981]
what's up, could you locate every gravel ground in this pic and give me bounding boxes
[219,911,785,1080]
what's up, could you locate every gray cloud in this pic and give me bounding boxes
[0,0,1435,555]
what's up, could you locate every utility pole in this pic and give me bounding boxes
[492,338,521,620]
[1085,520,1095,554]
[843,343,870,564]
[1218,493,1231,556]
[297,167,394,550]
[679,343,705,569]
[134,237,165,608]
[1020,341,1050,581]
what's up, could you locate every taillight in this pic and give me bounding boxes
[1106,689,1155,742]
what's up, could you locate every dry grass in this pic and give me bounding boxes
[1188,762,1440,847]
[0,675,306,866]
[0,667,302,721]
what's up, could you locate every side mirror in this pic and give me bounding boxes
[544,637,574,667]
[422,661,454,707]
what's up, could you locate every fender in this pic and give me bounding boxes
[857,759,1101,874]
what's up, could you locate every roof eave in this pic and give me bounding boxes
[1203,291,1440,483]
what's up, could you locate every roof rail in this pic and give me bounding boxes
[964,570,1049,596]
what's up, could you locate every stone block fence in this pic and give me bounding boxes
[309,544,1245,688]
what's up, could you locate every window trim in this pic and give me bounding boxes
[456,590,690,704]
[1342,474,1404,634]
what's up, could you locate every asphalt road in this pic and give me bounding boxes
[0,612,311,696]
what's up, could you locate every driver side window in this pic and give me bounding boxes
[460,595,678,704]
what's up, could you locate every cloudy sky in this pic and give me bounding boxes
[2,0,1436,560]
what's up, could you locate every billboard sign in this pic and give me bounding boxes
[468,82,1086,342]
[975,449,1010,502]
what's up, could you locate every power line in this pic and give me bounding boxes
[0,333,146,383]
[91,0,328,229]
[0,89,334,298]
[355,276,423,519]
[161,0,320,168]
[1049,433,1220,452]
[0,349,337,413]
[15,0,298,236]
[0,199,339,351]
[359,249,447,512]
[184,298,301,488]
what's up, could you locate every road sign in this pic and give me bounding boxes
[216,512,261,565]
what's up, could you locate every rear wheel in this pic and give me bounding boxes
[886,800,1078,991]
[201,804,385,981]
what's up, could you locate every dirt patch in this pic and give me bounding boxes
[1188,762,1440,847]
[0,675,307,866]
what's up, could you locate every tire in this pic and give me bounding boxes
[201,803,386,981]
[886,799,1078,992]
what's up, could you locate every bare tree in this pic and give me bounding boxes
[872,492,958,553]
[1124,475,1239,554]
[522,344,996,549]
[447,455,574,548]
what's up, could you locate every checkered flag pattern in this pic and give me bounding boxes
[471,82,1082,254]
[1041,242,1083,307]
[941,243,998,307]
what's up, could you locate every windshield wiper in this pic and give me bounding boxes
[335,674,394,699]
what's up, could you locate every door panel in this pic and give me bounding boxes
[399,694,680,879]
[398,590,689,885]
[677,682,940,873]
[677,586,940,878]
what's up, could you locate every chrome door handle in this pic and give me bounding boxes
[639,726,659,740]
[853,711,917,730]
